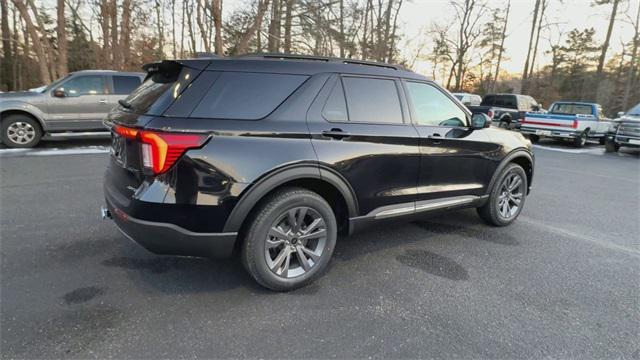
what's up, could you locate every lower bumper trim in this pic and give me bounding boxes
[105,201,238,258]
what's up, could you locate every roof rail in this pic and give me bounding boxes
[237,53,405,71]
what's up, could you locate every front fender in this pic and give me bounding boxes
[0,101,49,131]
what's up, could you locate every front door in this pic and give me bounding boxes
[47,75,111,131]
[307,75,421,216]
[402,80,499,202]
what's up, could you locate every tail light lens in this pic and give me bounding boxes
[114,125,207,175]
[487,110,494,119]
[572,120,578,129]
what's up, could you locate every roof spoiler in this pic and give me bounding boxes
[141,59,211,73]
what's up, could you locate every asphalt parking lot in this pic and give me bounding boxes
[1,139,639,359]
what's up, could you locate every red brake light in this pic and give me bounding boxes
[488,110,494,119]
[113,125,207,175]
[572,120,578,129]
[139,130,207,174]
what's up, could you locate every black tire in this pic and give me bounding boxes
[1,114,42,148]
[241,187,337,291]
[598,136,606,145]
[528,134,540,143]
[605,138,619,153]
[477,163,527,227]
[573,131,588,148]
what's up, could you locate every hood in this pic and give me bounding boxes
[619,114,640,123]
[0,91,45,100]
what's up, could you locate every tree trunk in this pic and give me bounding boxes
[155,0,165,56]
[387,0,402,63]
[493,0,510,93]
[195,0,210,52]
[27,0,57,78]
[186,0,197,55]
[267,0,281,52]
[361,0,371,60]
[56,0,68,76]
[171,0,177,58]
[522,0,541,91]
[212,0,223,55]
[1,0,13,90]
[283,0,292,53]
[99,0,110,67]
[597,0,620,76]
[110,0,119,68]
[121,0,131,68]
[236,0,271,55]
[13,0,51,83]
[339,0,344,57]
[528,0,546,79]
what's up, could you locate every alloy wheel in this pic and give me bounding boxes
[497,172,524,220]
[265,206,327,278]
[7,122,36,145]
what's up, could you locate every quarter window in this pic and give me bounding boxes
[59,75,105,96]
[342,77,403,124]
[322,80,348,122]
[405,82,467,127]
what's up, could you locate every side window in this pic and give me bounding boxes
[191,72,308,120]
[113,76,142,95]
[503,96,517,109]
[59,75,105,96]
[342,77,403,124]
[322,80,348,122]
[405,81,467,127]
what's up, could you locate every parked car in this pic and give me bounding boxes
[101,55,535,291]
[468,94,542,129]
[452,92,482,106]
[605,103,640,152]
[520,101,612,147]
[0,70,145,148]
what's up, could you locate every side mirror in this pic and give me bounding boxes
[52,89,66,98]
[617,111,624,118]
[471,113,491,129]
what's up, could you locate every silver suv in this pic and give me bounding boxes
[0,70,144,148]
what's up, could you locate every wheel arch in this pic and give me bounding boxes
[487,149,534,195]
[223,164,358,237]
[1,109,46,132]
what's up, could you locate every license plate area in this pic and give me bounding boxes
[110,132,140,169]
[535,130,552,136]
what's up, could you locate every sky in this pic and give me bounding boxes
[396,0,640,74]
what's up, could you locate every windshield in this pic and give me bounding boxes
[627,103,640,116]
[550,103,593,115]
[43,74,72,93]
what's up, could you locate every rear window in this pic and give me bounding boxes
[190,72,308,120]
[550,103,593,115]
[113,76,142,95]
[121,67,196,115]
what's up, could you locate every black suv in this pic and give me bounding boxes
[102,55,534,290]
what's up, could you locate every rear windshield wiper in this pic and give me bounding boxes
[118,99,132,109]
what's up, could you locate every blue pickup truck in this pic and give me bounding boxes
[520,101,612,147]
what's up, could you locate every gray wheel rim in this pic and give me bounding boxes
[7,122,35,145]
[265,206,327,278]
[580,134,587,146]
[497,172,524,219]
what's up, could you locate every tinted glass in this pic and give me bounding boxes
[60,75,105,96]
[342,77,403,124]
[501,96,517,108]
[406,82,467,127]
[113,76,142,95]
[628,103,640,115]
[481,95,494,106]
[123,67,194,115]
[322,80,348,122]
[191,72,307,120]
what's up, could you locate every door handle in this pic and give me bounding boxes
[428,133,442,144]
[98,99,108,104]
[322,128,351,139]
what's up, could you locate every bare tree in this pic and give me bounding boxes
[12,0,51,83]
[622,0,639,109]
[56,0,68,76]
[212,0,223,55]
[527,0,547,79]
[493,0,510,92]
[283,0,293,53]
[120,0,131,68]
[236,0,271,55]
[1,0,13,90]
[268,0,281,52]
[522,0,541,91]
[449,0,487,90]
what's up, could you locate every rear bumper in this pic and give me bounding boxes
[520,127,582,139]
[104,199,237,258]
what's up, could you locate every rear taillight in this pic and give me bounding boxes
[114,125,207,175]
[487,110,494,119]
[572,120,578,129]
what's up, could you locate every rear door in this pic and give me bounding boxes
[307,74,420,216]
[403,80,498,202]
